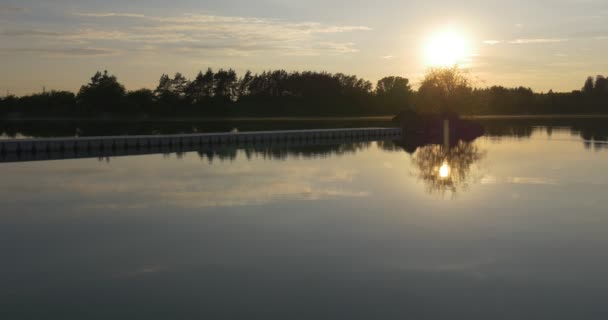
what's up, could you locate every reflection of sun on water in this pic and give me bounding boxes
[425,31,469,67]
[439,161,451,179]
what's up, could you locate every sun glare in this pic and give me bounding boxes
[439,161,451,179]
[425,31,469,67]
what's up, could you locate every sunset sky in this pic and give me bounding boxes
[1,0,608,95]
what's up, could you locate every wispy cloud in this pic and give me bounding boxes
[0,30,62,37]
[509,38,568,44]
[2,47,120,57]
[482,38,567,45]
[483,40,502,45]
[2,12,371,57]
[0,5,28,15]
[74,12,146,18]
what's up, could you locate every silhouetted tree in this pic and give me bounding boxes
[583,76,595,95]
[214,69,238,100]
[3,68,608,118]
[417,67,472,115]
[154,73,190,106]
[594,75,608,95]
[77,71,126,113]
[186,71,209,104]
[171,73,190,97]
[237,70,254,97]
[126,89,155,114]
[154,74,172,97]
[376,76,412,113]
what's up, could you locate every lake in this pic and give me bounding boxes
[1,119,608,319]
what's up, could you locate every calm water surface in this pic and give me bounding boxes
[1,123,608,319]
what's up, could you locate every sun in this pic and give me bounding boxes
[425,31,469,67]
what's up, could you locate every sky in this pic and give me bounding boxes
[1,0,607,95]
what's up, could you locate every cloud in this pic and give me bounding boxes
[2,12,371,58]
[3,47,119,57]
[0,30,62,37]
[74,12,146,18]
[382,55,395,59]
[0,5,27,15]
[482,38,568,45]
[62,12,371,56]
[0,28,198,46]
[509,38,568,44]
[312,41,359,54]
[483,40,502,45]
[64,29,199,44]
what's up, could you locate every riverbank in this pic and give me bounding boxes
[3,115,608,139]
[3,114,608,122]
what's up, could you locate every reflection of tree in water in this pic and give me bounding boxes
[411,142,486,196]
[196,142,373,163]
[479,118,608,147]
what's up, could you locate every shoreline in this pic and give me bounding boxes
[2,114,608,122]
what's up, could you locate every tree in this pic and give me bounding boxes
[126,89,155,114]
[417,66,472,115]
[171,73,190,97]
[237,70,254,98]
[376,76,411,96]
[214,69,238,100]
[77,70,126,112]
[583,76,595,95]
[594,75,607,95]
[154,74,172,100]
[186,71,205,104]
[154,73,191,105]
[185,68,217,104]
[375,76,412,113]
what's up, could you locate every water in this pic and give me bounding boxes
[1,121,608,319]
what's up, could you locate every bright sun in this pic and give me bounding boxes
[425,31,469,67]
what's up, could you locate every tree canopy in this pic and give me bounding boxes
[2,67,608,118]
[417,66,472,114]
[77,70,126,112]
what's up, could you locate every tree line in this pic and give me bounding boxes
[1,68,607,118]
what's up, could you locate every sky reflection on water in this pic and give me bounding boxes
[1,127,608,319]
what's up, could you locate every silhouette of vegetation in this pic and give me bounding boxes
[1,67,608,118]
[416,66,472,114]
[375,76,413,114]
[78,71,127,114]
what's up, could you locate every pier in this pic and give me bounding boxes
[0,127,402,163]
